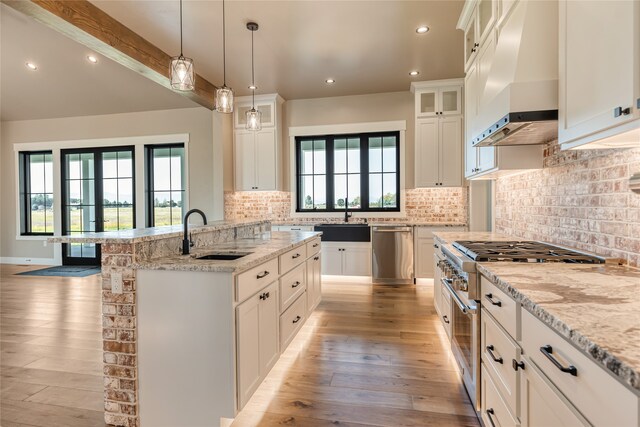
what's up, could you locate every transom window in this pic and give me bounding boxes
[19,151,54,235]
[295,132,400,212]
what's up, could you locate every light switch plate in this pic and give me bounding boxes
[111,272,123,294]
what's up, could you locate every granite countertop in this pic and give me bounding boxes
[477,262,640,392]
[134,231,321,274]
[273,220,467,227]
[48,219,268,244]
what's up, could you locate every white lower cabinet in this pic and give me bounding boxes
[415,237,435,278]
[432,253,442,315]
[481,365,520,427]
[236,280,279,408]
[321,242,371,276]
[306,253,322,315]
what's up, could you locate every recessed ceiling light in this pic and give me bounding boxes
[409,71,420,76]
[416,26,430,34]
[25,62,38,71]
[325,79,335,84]
[87,55,99,64]
[248,85,257,90]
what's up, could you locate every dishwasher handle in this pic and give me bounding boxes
[372,227,413,233]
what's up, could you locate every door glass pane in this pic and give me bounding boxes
[334,139,347,173]
[103,179,118,206]
[67,154,80,179]
[80,153,95,180]
[44,154,53,193]
[29,154,46,193]
[153,148,171,191]
[118,178,134,205]
[442,90,458,113]
[170,149,184,191]
[171,192,184,225]
[102,152,118,178]
[420,92,436,114]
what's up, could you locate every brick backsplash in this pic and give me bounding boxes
[224,187,468,224]
[495,144,640,267]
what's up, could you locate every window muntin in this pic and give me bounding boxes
[147,144,186,226]
[19,151,54,235]
[295,132,400,213]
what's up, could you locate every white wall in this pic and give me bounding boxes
[0,107,223,261]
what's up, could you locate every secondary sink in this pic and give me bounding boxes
[194,251,252,261]
[314,224,371,242]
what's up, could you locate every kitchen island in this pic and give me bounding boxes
[49,220,322,427]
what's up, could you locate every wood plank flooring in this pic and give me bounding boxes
[1,265,478,427]
[0,264,106,427]
[232,278,480,427]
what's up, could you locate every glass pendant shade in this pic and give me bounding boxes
[215,85,234,113]
[246,108,262,131]
[170,55,195,91]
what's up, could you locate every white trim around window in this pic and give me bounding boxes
[288,121,407,219]
[14,133,190,245]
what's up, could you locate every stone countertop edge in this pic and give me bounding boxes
[476,263,640,393]
[133,232,322,274]
[47,219,270,244]
[272,220,468,227]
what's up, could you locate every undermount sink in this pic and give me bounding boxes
[314,224,371,242]
[194,251,252,261]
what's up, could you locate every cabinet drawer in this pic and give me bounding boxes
[521,309,639,427]
[280,244,307,274]
[236,258,279,303]
[280,293,306,350]
[481,364,520,427]
[279,263,306,312]
[306,238,321,257]
[481,308,520,418]
[481,275,518,339]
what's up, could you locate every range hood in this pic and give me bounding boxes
[471,1,559,148]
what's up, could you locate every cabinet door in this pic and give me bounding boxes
[417,89,438,117]
[477,0,496,45]
[439,116,463,187]
[520,358,587,427]
[321,245,343,275]
[433,254,441,314]
[255,129,277,190]
[259,282,279,376]
[465,62,479,177]
[415,118,440,187]
[559,0,638,145]
[313,253,322,308]
[476,35,497,174]
[439,87,462,116]
[307,253,322,313]
[236,292,261,408]
[464,7,478,71]
[235,131,256,191]
[343,246,371,277]
[415,238,434,278]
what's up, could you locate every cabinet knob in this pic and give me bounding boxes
[474,42,479,47]
[471,47,477,53]
[314,256,320,261]
[512,359,525,371]
[614,106,631,117]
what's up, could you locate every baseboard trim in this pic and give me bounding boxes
[0,257,58,266]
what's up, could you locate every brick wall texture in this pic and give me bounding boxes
[495,144,640,267]
[224,187,468,224]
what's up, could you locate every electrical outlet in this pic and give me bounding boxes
[111,272,123,294]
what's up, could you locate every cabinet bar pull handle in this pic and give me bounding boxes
[540,345,577,376]
[292,315,301,324]
[486,409,497,427]
[256,271,270,279]
[512,359,525,371]
[259,292,270,300]
[292,281,301,288]
[292,253,301,259]
[313,243,319,247]
[442,315,450,324]
[485,293,502,307]
[486,345,503,364]
[314,256,319,261]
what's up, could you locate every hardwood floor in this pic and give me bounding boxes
[0,265,478,427]
[232,277,480,427]
[0,264,106,427]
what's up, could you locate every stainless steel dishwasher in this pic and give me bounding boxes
[371,226,414,284]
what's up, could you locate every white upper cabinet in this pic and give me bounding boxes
[412,80,464,188]
[464,6,479,71]
[559,0,640,149]
[233,94,284,191]
[477,0,496,45]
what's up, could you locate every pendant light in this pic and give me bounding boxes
[170,0,195,91]
[215,0,234,113]
[246,22,261,131]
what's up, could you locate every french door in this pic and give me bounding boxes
[61,147,135,265]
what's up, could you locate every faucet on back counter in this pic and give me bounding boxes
[183,209,208,255]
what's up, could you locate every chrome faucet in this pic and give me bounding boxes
[182,209,207,255]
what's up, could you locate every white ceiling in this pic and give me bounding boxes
[1,1,465,121]
[0,4,198,121]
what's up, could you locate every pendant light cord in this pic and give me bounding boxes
[222,0,226,86]
[251,27,255,107]
[179,0,184,56]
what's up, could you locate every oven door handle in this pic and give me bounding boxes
[441,278,477,314]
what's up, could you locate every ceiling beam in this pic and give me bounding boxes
[2,0,217,110]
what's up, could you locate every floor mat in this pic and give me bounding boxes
[16,265,101,277]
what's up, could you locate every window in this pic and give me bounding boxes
[295,132,400,212]
[19,151,54,235]
[147,144,186,226]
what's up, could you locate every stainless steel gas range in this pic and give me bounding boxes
[436,240,606,411]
